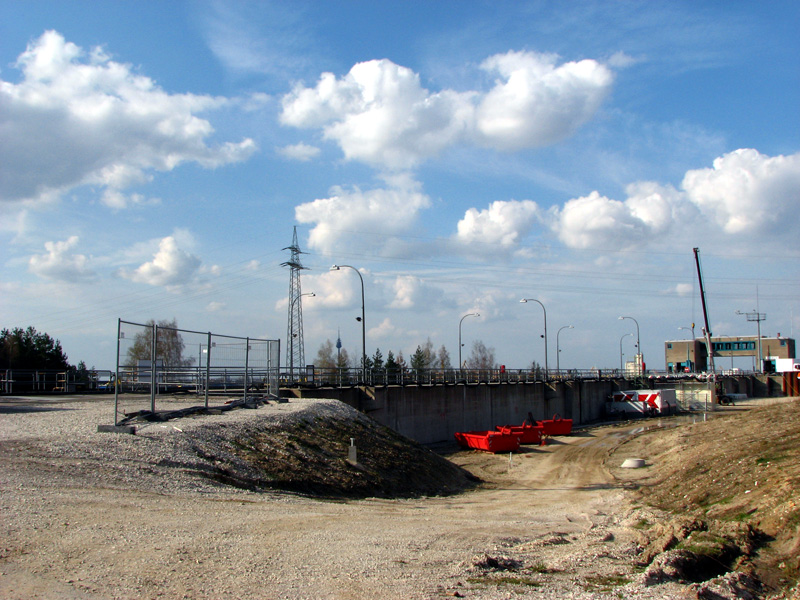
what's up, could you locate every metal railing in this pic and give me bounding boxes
[0,369,116,394]
[285,366,655,387]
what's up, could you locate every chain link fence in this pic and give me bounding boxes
[114,319,279,425]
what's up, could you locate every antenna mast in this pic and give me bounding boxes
[282,227,308,381]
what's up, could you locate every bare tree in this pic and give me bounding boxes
[420,337,436,368]
[126,319,193,367]
[316,339,351,370]
[466,339,496,370]
[315,340,336,369]
[336,347,351,369]
[436,344,452,369]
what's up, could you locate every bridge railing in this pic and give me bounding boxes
[285,366,639,387]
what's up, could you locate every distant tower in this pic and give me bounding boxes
[336,328,342,366]
[282,227,308,379]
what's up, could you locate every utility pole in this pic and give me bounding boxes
[736,309,767,373]
[282,227,308,382]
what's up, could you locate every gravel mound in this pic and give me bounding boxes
[1,396,475,498]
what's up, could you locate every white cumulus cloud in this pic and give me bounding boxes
[280,51,612,171]
[682,148,800,235]
[0,30,256,206]
[28,236,93,282]
[295,177,431,254]
[388,275,423,309]
[121,234,201,287]
[476,51,613,151]
[455,199,540,249]
[550,149,800,251]
[278,142,321,161]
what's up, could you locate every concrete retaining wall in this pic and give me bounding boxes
[291,379,618,444]
[286,374,778,444]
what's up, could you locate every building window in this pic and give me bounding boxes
[667,343,672,349]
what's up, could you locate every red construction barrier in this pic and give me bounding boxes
[537,414,573,436]
[496,423,544,444]
[454,430,521,453]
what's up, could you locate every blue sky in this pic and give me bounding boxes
[1,0,798,372]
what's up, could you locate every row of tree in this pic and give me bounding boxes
[0,326,72,370]
[1,322,501,374]
[315,337,498,370]
[1,320,191,372]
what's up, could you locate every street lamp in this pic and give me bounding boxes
[679,325,694,373]
[458,313,480,369]
[288,292,315,380]
[736,310,766,374]
[619,316,641,375]
[556,325,574,373]
[520,298,548,374]
[620,332,633,373]
[331,265,366,375]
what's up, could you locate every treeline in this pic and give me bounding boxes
[0,326,72,370]
[315,337,498,370]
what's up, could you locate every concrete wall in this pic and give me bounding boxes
[286,375,782,444]
[295,379,617,444]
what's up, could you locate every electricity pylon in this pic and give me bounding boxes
[282,227,308,380]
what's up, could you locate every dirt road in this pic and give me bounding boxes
[0,396,781,599]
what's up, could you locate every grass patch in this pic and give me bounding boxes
[582,573,631,591]
[729,511,752,522]
[526,561,551,573]
[755,454,789,465]
[467,575,542,587]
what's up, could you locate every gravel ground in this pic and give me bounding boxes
[0,394,790,599]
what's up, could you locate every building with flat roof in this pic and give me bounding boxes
[665,335,795,373]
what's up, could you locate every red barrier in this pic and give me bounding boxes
[454,430,521,453]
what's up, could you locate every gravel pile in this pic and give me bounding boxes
[2,397,369,496]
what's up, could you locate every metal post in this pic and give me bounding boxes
[619,316,641,375]
[205,332,211,409]
[459,313,480,371]
[150,323,157,413]
[244,337,250,402]
[114,318,121,425]
[520,299,548,375]
[557,325,574,373]
[331,265,366,378]
[620,333,632,373]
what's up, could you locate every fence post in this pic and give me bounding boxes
[114,318,121,425]
[243,337,250,402]
[205,332,211,409]
[150,323,157,413]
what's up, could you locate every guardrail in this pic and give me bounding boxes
[280,367,757,387]
[1,367,761,394]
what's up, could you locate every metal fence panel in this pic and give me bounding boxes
[114,319,279,425]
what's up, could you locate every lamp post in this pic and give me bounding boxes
[679,325,694,373]
[331,265,366,376]
[736,310,766,374]
[620,332,633,373]
[520,298,548,375]
[556,325,574,373]
[619,316,641,375]
[288,292,315,381]
[458,313,480,370]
